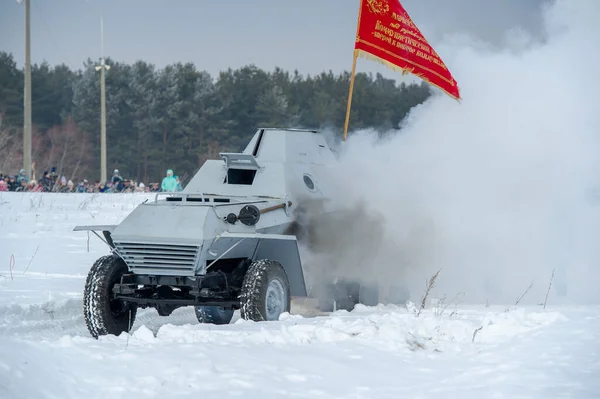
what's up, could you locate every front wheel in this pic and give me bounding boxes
[239,259,291,322]
[194,306,234,325]
[83,254,137,339]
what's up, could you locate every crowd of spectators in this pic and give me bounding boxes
[0,168,184,193]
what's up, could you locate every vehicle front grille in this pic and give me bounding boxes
[114,242,199,275]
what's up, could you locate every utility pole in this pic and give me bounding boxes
[23,0,32,178]
[95,15,110,183]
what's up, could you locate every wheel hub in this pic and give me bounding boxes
[265,278,286,320]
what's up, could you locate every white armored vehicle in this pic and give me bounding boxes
[76,128,378,339]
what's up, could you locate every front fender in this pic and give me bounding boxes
[214,233,307,297]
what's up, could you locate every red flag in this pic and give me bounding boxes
[354,0,460,100]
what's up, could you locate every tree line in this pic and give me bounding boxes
[0,51,431,183]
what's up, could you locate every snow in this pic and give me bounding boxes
[1,192,599,398]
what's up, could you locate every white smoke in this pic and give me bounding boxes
[305,0,600,306]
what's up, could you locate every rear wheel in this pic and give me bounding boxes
[358,283,379,307]
[387,284,410,305]
[194,306,234,325]
[239,259,291,321]
[318,280,358,312]
[317,280,379,311]
[83,254,137,339]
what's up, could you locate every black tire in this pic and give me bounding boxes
[194,306,234,325]
[358,283,379,307]
[318,296,335,312]
[387,285,410,305]
[317,280,359,312]
[239,259,291,321]
[317,282,335,312]
[83,254,137,339]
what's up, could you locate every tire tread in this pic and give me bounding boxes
[83,254,137,339]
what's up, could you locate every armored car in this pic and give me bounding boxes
[76,128,367,338]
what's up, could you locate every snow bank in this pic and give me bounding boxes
[0,302,590,399]
[0,180,596,399]
[135,305,566,353]
[0,192,153,305]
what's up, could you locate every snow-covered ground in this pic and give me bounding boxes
[1,192,598,398]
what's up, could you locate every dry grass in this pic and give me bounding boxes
[417,269,441,317]
[472,326,483,342]
[515,280,534,306]
[434,292,466,317]
[9,254,15,281]
[543,268,555,310]
[22,245,40,275]
[505,280,534,312]
[28,194,44,211]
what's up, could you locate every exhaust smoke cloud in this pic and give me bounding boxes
[301,0,600,306]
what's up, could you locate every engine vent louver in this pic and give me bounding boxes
[114,242,199,275]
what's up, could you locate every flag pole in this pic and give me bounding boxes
[342,50,358,142]
[342,0,364,142]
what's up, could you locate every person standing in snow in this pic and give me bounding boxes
[161,169,177,192]
[7,176,17,191]
[76,180,88,193]
[111,169,124,192]
[15,180,28,192]
[28,180,42,192]
[39,171,53,192]
[16,169,28,185]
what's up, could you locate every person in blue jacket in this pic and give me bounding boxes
[161,169,177,192]
[174,175,183,192]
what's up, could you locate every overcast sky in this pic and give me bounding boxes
[1,0,550,79]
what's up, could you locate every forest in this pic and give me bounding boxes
[0,51,432,184]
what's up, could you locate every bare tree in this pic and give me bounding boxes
[32,118,91,181]
[0,126,22,173]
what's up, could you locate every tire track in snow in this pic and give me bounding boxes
[0,297,325,340]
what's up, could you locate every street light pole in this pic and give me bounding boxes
[95,15,110,183]
[23,0,32,178]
